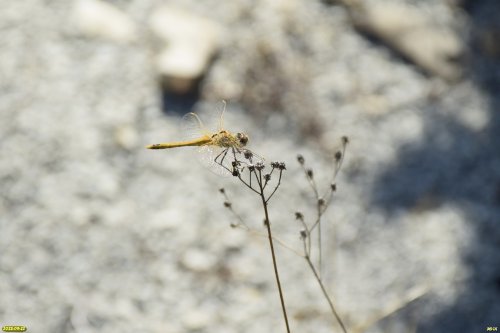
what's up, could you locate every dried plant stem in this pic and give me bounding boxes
[305,252,347,333]
[317,203,323,278]
[295,136,350,332]
[220,159,290,332]
[257,171,291,333]
[264,202,291,333]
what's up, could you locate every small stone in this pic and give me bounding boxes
[181,309,213,330]
[73,0,137,43]
[180,248,218,273]
[114,125,138,150]
[357,94,389,115]
[351,2,463,81]
[149,6,222,93]
[477,28,500,59]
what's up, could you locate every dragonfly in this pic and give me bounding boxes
[146,102,262,176]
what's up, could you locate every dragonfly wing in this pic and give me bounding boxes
[182,112,210,141]
[197,145,232,177]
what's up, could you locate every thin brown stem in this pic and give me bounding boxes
[317,202,322,279]
[257,170,291,333]
[305,254,347,333]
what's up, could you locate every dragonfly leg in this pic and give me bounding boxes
[214,148,231,172]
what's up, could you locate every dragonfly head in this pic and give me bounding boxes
[236,132,249,147]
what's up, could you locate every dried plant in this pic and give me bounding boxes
[219,136,349,333]
[294,136,349,333]
[218,151,290,332]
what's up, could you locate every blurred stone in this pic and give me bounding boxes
[181,309,213,330]
[351,2,463,81]
[477,28,500,59]
[180,248,218,273]
[219,227,248,250]
[149,208,183,230]
[465,0,500,59]
[114,125,138,150]
[149,6,221,93]
[73,0,136,43]
[357,94,389,116]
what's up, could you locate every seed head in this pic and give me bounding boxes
[335,151,342,162]
[306,169,314,179]
[271,161,279,168]
[278,162,286,170]
[295,211,304,220]
[232,169,240,177]
[297,154,305,165]
[255,162,265,171]
[300,229,307,239]
[264,174,271,181]
[248,164,255,172]
[244,150,253,160]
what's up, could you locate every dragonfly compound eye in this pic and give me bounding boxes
[237,133,249,146]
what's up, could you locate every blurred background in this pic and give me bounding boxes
[1,0,499,332]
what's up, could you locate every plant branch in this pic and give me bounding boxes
[305,251,347,333]
[257,171,291,333]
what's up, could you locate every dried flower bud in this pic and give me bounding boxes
[318,197,325,206]
[264,174,271,181]
[255,162,265,171]
[224,201,232,208]
[300,229,307,239]
[271,162,279,168]
[219,188,225,194]
[306,169,313,179]
[295,212,304,220]
[335,151,342,161]
[342,136,349,145]
[297,154,305,165]
[331,183,337,191]
[244,150,253,160]
[278,162,286,170]
[248,164,255,172]
[232,169,240,177]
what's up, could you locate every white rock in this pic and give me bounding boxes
[180,248,218,273]
[114,125,139,150]
[73,0,137,43]
[149,6,222,91]
[351,3,463,81]
[181,309,213,330]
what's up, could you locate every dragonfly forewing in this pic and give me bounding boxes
[182,112,210,141]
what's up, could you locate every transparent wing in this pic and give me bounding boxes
[215,147,265,176]
[181,112,211,141]
[197,145,232,177]
[198,102,227,134]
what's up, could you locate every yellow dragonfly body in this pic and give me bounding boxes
[146,105,259,176]
[146,128,248,150]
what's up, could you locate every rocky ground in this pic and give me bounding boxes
[1,0,499,332]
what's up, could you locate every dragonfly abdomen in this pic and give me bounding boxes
[147,137,211,149]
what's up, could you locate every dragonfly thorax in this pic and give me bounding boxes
[212,131,248,148]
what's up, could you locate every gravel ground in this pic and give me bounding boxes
[1,0,499,332]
